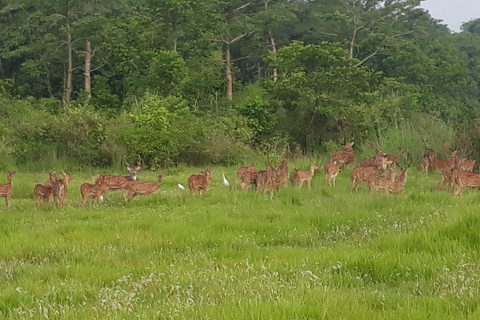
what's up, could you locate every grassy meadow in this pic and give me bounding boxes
[1,160,480,319]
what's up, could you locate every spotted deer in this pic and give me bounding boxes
[0,172,15,208]
[324,160,342,186]
[330,142,356,166]
[188,167,212,195]
[419,139,437,175]
[43,170,57,188]
[388,149,412,194]
[277,157,290,187]
[237,163,257,190]
[452,171,480,196]
[367,167,397,192]
[360,149,387,167]
[53,172,73,206]
[124,174,164,200]
[80,175,109,206]
[34,184,55,205]
[351,156,393,191]
[97,161,141,196]
[291,162,319,189]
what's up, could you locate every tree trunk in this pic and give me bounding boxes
[65,32,73,106]
[84,39,92,99]
[225,42,233,100]
[269,31,277,81]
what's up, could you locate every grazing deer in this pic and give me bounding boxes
[188,167,212,195]
[53,172,73,206]
[97,161,141,197]
[237,163,257,190]
[351,156,393,191]
[324,160,342,186]
[34,184,55,205]
[124,174,164,200]
[291,162,319,189]
[0,172,15,208]
[452,171,480,196]
[330,142,356,166]
[81,175,109,206]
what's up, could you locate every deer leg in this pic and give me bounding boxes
[6,195,10,208]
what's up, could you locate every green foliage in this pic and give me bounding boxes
[119,94,201,167]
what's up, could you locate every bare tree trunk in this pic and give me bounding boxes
[65,32,73,106]
[269,31,277,81]
[349,27,357,58]
[225,42,233,100]
[84,39,92,99]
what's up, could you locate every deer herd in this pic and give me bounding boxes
[0,140,479,208]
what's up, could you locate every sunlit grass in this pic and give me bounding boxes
[0,164,479,319]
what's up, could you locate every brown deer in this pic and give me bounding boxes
[81,175,109,206]
[452,171,480,196]
[34,184,55,205]
[124,174,164,200]
[277,157,290,187]
[0,172,15,208]
[351,156,393,191]
[367,167,397,192]
[291,162,319,189]
[237,163,257,190]
[419,139,437,175]
[450,148,476,172]
[97,161,141,197]
[43,170,57,188]
[53,172,73,206]
[388,149,412,194]
[360,149,387,167]
[324,160,342,186]
[188,167,212,195]
[330,142,356,166]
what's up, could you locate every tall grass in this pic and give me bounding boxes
[0,163,479,319]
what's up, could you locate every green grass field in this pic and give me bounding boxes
[1,163,480,319]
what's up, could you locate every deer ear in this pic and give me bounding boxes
[351,142,355,146]
[127,167,132,172]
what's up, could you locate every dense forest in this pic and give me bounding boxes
[1,0,480,169]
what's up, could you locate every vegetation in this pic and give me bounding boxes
[1,167,480,319]
[2,0,480,167]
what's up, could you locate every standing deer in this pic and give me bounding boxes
[324,160,342,186]
[188,167,212,195]
[81,175,109,206]
[330,142,356,166]
[34,184,55,206]
[124,174,164,200]
[97,161,141,197]
[388,149,412,194]
[419,139,436,175]
[53,172,73,206]
[0,172,15,208]
[43,170,57,188]
[237,163,257,190]
[291,162,319,189]
[277,157,290,187]
[367,167,397,192]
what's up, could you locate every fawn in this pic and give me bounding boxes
[188,167,212,195]
[0,172,16,208]
[324,160,342,186]
[291,162,319,188]
[81,175,109,206]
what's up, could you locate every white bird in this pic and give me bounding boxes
[178,183,186,190]
[222,172,230,187]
